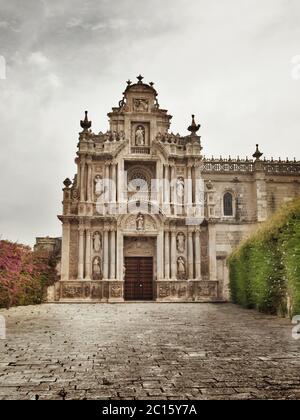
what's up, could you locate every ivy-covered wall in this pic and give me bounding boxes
[228,197,300,318]
[0,240,58,309]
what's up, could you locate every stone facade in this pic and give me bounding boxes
[41,76,300,302]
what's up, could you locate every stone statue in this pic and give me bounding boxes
[119,131,125,141]
[94,176,103,196]
[177,233,186,253]
[93,232,102,252]
[136,213,145,231]
[112,131,117,142]
[177,257,186,279]
[93,257,102,280]
[176,177,185,199]
[136,126,145,146]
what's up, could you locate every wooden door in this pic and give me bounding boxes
[124,257,153,301]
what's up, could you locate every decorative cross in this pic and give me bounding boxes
[137,74,144,83]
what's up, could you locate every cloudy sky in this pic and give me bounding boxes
[0,0,300,246]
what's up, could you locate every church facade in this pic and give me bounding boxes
[46,76,300,303]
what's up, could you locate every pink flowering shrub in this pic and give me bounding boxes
[0,240,57,308]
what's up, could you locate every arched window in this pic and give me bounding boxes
[223,192,233,216]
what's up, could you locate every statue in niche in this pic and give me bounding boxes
[136,213,145,231]
[93,256,102,280]
[177,257,186,280]
[93,232,102,253]
[112,131,118,142]
[177,232,186,253]
[119,131,125,141]
[176,177,185,199]
[94,175,104,196]
[135,126,145,146]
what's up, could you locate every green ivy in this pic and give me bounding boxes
[228,198,300,318]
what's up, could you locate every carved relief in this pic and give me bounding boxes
[124,237,155,257]
[198,282,218,298]
[122,214,157,232]
[71,189,79,200]
[92,256,102,280]
[133,98,149,112]
[177,232,186,253]
[93,232,102,252]
[111,283,122,298]
[177,257,187,280]
[159,284,170,298]
[178,285,187,298]
[84,284,90,298]
[62,284,83,299]
[91,284,102,299]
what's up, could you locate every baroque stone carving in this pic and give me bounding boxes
[177,232,186,253]
[159,284,170,298]
[198,282,218,298]
[92,256,102,280]
[93,232,102,253]
[133,98,149,112]
[176,177,185,199]
[136,213,145,231]
[62,284,83,299]
[111,283,122,298]
[94,175,104,196]
[135,126,145,146]
[91,284,102,299]
[177,257,186,280]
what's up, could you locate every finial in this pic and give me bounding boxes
[63,178,72,189]
[80,110,92,131]
[188,114,201,135]
[253,144,263,160]
[149,82,154,87]
[126,79,132,86]
[137,74,144,84]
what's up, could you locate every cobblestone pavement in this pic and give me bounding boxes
[0,303,299,400]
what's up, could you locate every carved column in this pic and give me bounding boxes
[164,230,170,279]
[110,229,116,280]
[103,228,109,279]
[187,230,194,279]
[164,165,170,207]
[76,158,81,192]
[104,163,110,206]
[187,164,193,216]
[117,231,124,281]
[78,223,85,280]
[111,163,117,203]
[195,228,201,280]
[80,159,86,202]
[171,229,177,279]
[208,223,217,281]
[86,159,92,202]
[61,220,70,281]
[85,225,91,280]
[157,231,164,281]
[157,161,164,207]
[170,164,176,216]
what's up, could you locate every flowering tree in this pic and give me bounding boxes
[0,240,57,308]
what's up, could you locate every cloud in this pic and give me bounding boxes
[0,0,300,246]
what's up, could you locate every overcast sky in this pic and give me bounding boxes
[0,0,300,246]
